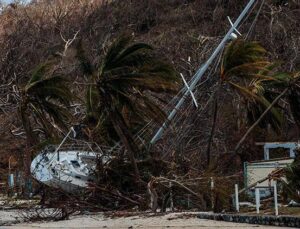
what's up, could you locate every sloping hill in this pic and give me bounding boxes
[0,0,299,177]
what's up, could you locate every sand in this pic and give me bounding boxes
[1,211,297,229]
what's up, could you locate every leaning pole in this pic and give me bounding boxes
[150,0,257,145]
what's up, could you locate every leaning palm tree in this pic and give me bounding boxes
[221,39,284,131]
[19,61,73,184]
[77,36,180,180]
[221,39,300,151]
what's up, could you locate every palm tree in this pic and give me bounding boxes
[19,61,73,184]
[221,39,300,151]
[287,73,300,131]
[221,39,284,130]
[76,36,180,180]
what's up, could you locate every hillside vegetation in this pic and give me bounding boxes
[0,0,299,213]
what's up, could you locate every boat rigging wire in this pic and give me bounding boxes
[245,0,266,40]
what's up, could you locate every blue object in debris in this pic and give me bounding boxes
[8,174,14,187]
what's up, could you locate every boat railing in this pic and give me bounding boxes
[58,143,97,152]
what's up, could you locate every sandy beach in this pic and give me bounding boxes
[0,211,296,229]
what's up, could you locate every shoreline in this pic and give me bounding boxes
[0,211,297,229]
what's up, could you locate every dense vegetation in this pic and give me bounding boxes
[0,0,299,212]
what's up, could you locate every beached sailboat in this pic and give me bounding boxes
[31,149,97,192]
[30,128,110,192]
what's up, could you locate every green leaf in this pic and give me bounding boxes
[26,62,53,89]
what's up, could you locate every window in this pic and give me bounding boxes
[71,160,80,168]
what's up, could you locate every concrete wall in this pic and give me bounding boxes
[198,213,300,227]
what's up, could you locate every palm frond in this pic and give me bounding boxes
[21,62,73,140]
[102,36,132,71]
[137,94,166,124]
[106,62,180,93]
[26,61,54,89]
[27,76,73,106]
[86,85,100,120]
[103,53,154,74]
[29,102,54,135]
[39,99,71,129]
[246,100,282,131]
[222,61,273,80]
[221,39,268,80]
[84,35,180,147]
[112,43,153,66]
[229,81,283,131]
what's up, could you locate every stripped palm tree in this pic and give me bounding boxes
[19,61,73,186]
[77,36,180,180]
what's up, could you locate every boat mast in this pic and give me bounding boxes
[150,0,257,145]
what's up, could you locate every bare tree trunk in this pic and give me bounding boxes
[234,88,289,153]
[147,179,158,212]
[20,108,35,171]
[19,102,37,197]
[109,108,141,181]
[20,104,36,147]
[206,98,218,167]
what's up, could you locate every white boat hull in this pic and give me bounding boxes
[31,150,97,192]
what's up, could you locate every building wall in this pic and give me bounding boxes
[245,158,293,187]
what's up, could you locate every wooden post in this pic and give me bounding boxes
[235,184,239,212]
[274,181,278,216]
[255,187,260,214]
[211,177,214,210]
[169,182,174,211]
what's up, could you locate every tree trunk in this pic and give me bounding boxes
[206,98,218,167]
[109,108,141,181]
[19,101,37,197]
[20,103,36,147]
[19,102,36,177]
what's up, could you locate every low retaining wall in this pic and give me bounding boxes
[198,213,300,227]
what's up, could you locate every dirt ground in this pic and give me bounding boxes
[1,211,297,229]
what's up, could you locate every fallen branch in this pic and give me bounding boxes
[238,168,285,194]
